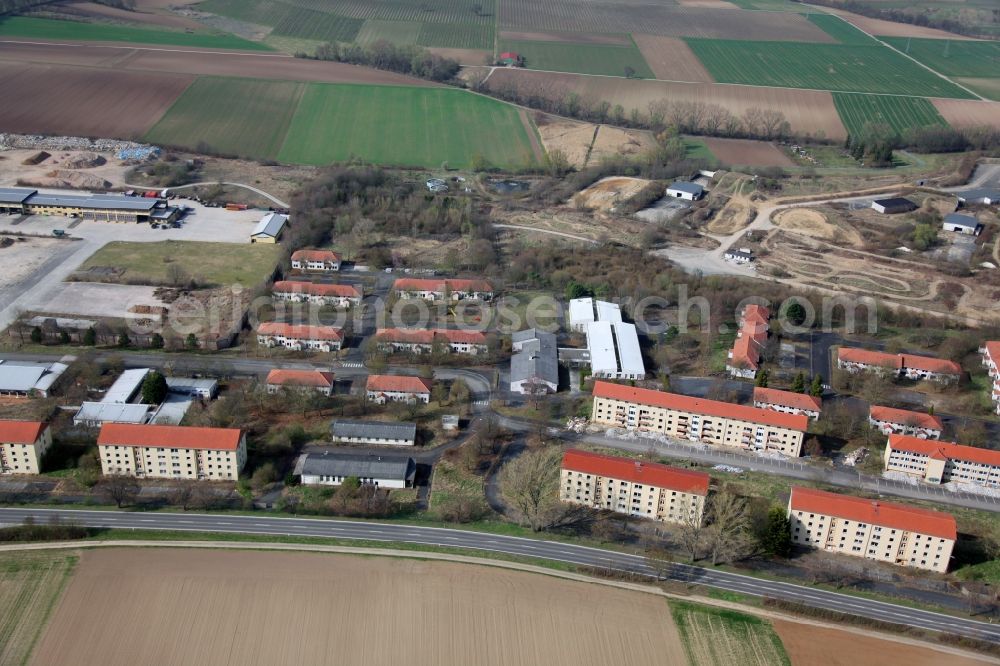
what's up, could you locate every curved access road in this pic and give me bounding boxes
[3,507,998,644]
[125,182,290,209]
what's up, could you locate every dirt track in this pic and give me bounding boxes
[31,548,689,666]
[0,40,437,86]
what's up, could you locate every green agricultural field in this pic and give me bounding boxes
[82,241,284,287]
[499,39,655,78]
[881,36,1000,77]
[278,83,541,169]
[145,77,305,160]
[685,39,975,97]
[198,0,362,43]
[807,13,877,44]
[0,551,76,666]
[356,19,421,45]
[671,600,790,666]
[0,16,272,50]
[833,92,947,136]
[417,22,493,49]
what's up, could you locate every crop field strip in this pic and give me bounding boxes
[0,16,272,50]
[278,83,541,168]
[498,38,656,78]
[145,77,306,160]
[807,13,879,44]
[284,0,496,24]
[0,551,77,666]
[833,92,947,136]
[880,36,1000,78]
[498,0,835,41]
[197,0,363,43]
[671,600,791,666]
[684,38,976,97]
[417,22,493,49]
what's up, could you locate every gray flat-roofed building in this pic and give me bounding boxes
[958,188,1000,206]
[0,187,179,222]
[0,187,37,212]
[0,360,68,397]
[294,452,415,488]
[943,213,983,236]
[666,181,704,201]
[26,193,157,211]
[103,368,150,404]
[166,377,219,399]
[871,197,917,214]
[330,419,417,446]
[73,402,150,427]
[511,329,559,395]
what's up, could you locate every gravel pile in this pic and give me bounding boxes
[0,133,157,155]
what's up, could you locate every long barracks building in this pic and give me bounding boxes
[0,187,179,223]
[590,380,808,456]
[884,433,1000,487]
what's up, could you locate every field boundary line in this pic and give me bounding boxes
[6,539,996,663]
[0,39,296,58]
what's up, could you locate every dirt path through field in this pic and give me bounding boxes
[517,108,547,163]
[31,548,688,666]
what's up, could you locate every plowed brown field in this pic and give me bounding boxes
[933,99,1000,129]
[632,34,713,82]
[500,0,834,41]
[31,548,689,666]
[828,8,978,40]
[0,63,192,138]
[58,1,205,30]
[772,619,994,666]
[487,69,847,139]
[0,41,436,86]
[703,137,793,166]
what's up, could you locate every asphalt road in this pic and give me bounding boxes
[3,506,998,643]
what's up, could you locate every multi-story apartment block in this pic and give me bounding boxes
[257,322,343,352]
[837,348,961,384]
[884,434,1000,487]
[366,374,433,404]
[272,281,362,308]
[591,380,808,456]
[375,328,487,355]
[979,341,1000,415]
[290,249,341,272]
[727,304,769,379]
[265,369,335,396]
[753,387,821,419]
[788,486,956,573]
[97,423,247,481]
[869,406,942,440]
[0,421,51,475]
[560,449,709,524]
[392,278,494,301]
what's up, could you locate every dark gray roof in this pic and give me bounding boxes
[668,181,704,195]
[511,329,558,385]
[872,197,916,209]
[958,188,1000,202]
[297,452,415,481]
[725,249,754,259]
[944,213,980,228]
[0,187,37,204]
[26,192,157,211]
[330,419,416,441]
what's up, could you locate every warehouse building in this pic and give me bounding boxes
[957,188,1000,206]
[330,419,417,446]
[666,182,704,201]
[0,187,179,223]
[565,298,645,380]
[884,434,1000,487]
[295,452,415,488]
[510,328,559,395]
[250,212,287,243]
[0,421,52,475]
[591,380,807,456]
[788,486,955,573]
[870,197,917,214]
[560,448,709,525]
[97,423,246,480]
[0,360,68,398]
[73,402,150,428]
[942,213,982,236]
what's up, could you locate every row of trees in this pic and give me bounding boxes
[304,41,461,83]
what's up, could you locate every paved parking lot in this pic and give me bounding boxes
[0,196,268,331]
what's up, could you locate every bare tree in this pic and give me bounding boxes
[705,491,752,566]
[172,480,197,511]
[499,446,564,531]
[101,474,140,508]
[675,504,706,562]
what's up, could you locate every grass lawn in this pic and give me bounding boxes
[670,600,790,666]
[833,92,948,136]
[499,38,655,78]
[81,240,282,287]
[881,37,1000,78]
[0,551,77,666]
[684,38,975,98]
[145,77,305,160]
[277,83,541,169]
[684,137,715,162]
[0,16,271,51]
